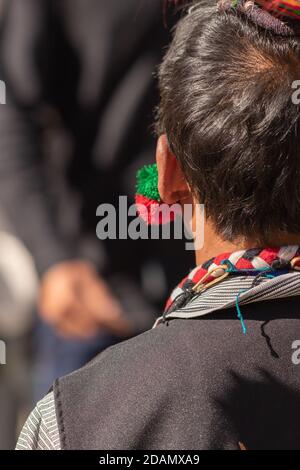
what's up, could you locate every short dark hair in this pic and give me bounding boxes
[157,0,300,243]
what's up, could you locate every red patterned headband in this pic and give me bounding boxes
[166,0,300,35]
[218,0,300,35]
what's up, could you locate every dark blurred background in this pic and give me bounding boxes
[0,0,192,449]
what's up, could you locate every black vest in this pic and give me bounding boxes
[54,297,300,450]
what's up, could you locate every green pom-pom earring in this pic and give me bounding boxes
[135,163,179,225]
[136,164,160,202]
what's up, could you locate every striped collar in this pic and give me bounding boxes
[154,246,300,329]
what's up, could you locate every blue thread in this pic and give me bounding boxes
[220,259,236,272]
[221,259,271,274]
[217,259,288,335]
[220,259,285,277]
[235,289,248,335]
[235,273,275,335]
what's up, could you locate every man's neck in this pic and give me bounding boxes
[195,222,300,266]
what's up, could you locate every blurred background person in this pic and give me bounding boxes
[0,0,192,448]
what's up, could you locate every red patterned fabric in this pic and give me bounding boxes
[165,246,300,312]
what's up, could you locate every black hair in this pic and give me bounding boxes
[157,0,300,243]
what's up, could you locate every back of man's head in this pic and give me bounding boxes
[158,0,300,243]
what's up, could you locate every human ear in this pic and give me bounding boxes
[156,134,190,204]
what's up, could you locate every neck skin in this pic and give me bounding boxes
[194,214,300,267]
[155,135,300,267]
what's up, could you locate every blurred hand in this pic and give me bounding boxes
[39,260,133,339]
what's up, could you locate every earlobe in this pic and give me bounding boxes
[156,134,190,204]
[134,135,190,226]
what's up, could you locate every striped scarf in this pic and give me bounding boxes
[164,246,300,316]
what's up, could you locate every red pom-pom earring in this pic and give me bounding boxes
[135,164,180,225]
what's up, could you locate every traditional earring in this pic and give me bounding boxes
[135,164,180,225]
